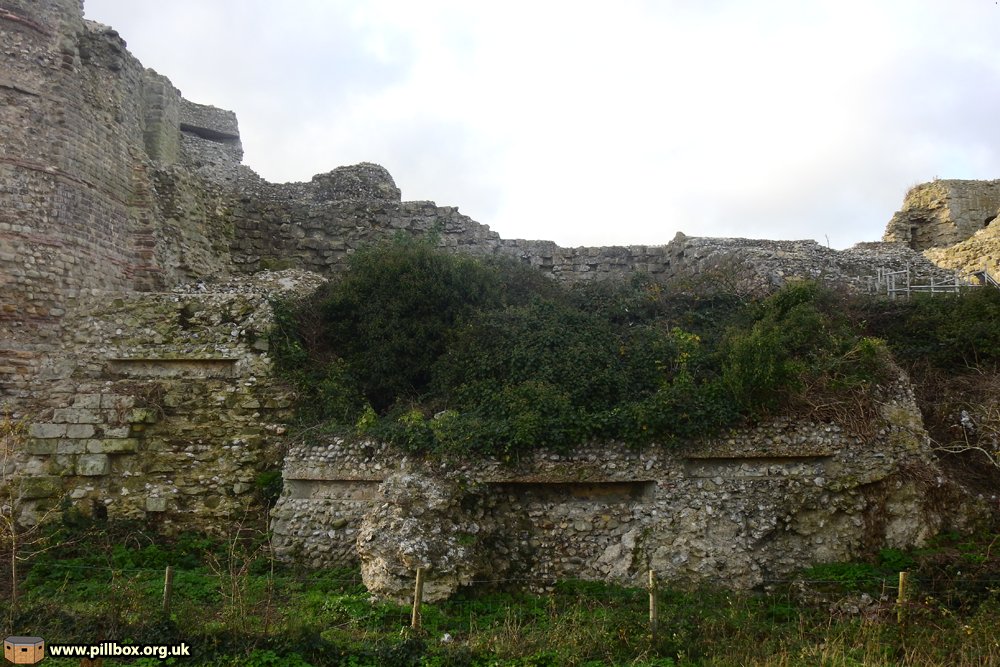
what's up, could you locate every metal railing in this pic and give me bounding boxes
[869,263,999,299]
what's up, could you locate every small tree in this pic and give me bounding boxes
[931,387,1000,472]
[1,410,64,620]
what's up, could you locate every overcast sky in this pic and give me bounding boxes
[82,1,1000,249]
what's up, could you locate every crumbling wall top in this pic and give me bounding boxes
[179,98,240,141]
[309,162,402,202]
[883,179,1000,250]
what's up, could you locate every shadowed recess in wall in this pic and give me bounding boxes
[489,480,656,502]
[284,479,382,501]
[179,123,240,145]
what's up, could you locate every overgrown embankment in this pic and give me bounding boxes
[270,237,894,458]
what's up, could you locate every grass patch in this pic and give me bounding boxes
[3,524,999,665]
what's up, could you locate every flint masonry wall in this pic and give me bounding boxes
[272,379,978,597]
[0,1,241,409]
[1,1,150,322]
[232,163,960,292]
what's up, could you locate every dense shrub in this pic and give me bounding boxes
[860,287,1000,371]
[315,238,508,411]
[271,240,890,456]
[721,282,891,418]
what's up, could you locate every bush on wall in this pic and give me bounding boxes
[271,238,892,457]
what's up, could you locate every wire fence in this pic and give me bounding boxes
[7,554,1000,667]
[17,558,1000,637]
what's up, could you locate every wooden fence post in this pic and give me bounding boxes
[411,567,425,631]
[896,571,908,625]
[648,569,658,642]
[162,565,174,615]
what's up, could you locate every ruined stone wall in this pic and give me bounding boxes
[883,179,1000,251]
[1,0,147,411]
[231,163,959,293]
[272,378,981,598]
[1,1,246,409]
[2,0,994,546]
[12,270,324,529]
[1,1,151,320]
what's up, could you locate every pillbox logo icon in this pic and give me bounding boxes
[3,636,45,664]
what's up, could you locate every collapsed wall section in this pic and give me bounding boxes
[923,222,1000,283]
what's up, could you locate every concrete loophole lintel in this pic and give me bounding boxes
[107,357,237,378]
[284,478,657,503]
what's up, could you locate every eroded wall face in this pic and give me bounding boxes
[1,2,150,322]
[271,393,974,595]
[883,180,1000,251]
[11,271,324,529]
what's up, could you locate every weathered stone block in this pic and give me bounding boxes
[20,476,62,499]
[24,438,57,455]
[89,438,139,454]
[146,497,169,512]
[21,456,48,476]
[102,425,132,438]
[47,455,77,476]
[55,440,87,454]
[29,423,66,439]
[65,423,96,439]
[72,394,102,409]
[77,454,110,476]
[52,408,102,424]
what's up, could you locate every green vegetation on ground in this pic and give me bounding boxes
[3,521,999,666]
